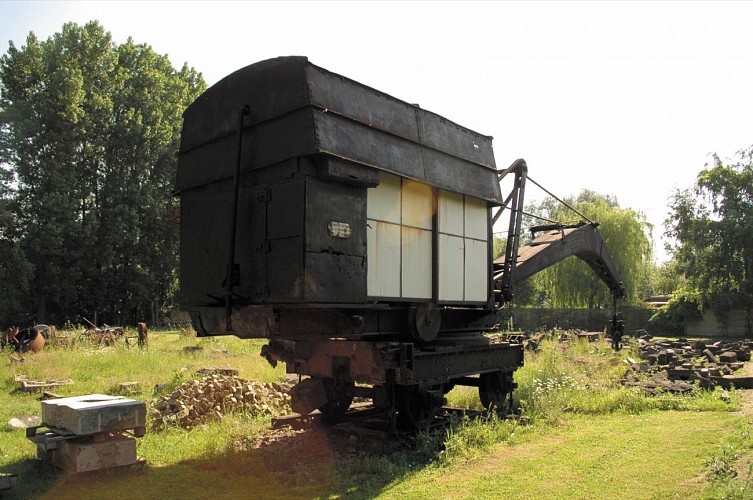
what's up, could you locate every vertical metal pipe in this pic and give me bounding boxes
[225,105,250,333]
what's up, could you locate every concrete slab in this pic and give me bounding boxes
[41,394,146,436]
[53,434,139,473]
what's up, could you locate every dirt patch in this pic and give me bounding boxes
[735,390,753,417]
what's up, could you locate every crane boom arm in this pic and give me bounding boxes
[494,222,626,301]
[493,159,626,305]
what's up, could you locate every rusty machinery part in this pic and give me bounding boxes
[610,297,626,351]
[478,370,516,415]
[288,377,356,420]
[408,303,441,343]
[7,327,45,353]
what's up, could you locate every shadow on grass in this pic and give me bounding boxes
[0,423,446,499]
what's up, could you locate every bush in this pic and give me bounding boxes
[649,287,703,330]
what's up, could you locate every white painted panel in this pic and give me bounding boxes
[464,238,488,302]
[367,220,401,297]
[464,197,488,241]
[367,172,401,223]
[401,227,432,299]
[439,234,464,301]
[401,180,433,230]
[438,190,464,236]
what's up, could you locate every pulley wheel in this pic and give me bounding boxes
[409,303,441,343]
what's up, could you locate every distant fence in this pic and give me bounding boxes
[499,307,669,335]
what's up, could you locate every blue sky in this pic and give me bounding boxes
[2,1,753,262]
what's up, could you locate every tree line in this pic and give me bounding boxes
[1,22,747,332]
[0,21,205,326]
[655,145,753,334]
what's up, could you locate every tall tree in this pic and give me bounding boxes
[519,190,653,308]
[0,142,32,324]
[0,21,205,325]
[666,146,753,332]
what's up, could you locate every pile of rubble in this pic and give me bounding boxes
[151,372,294,429]
[624,336,753,393]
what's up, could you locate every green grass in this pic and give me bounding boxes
[0,330,288,498]
[378,411,741,500]
[702,417,753,499]
[0,331,749,499]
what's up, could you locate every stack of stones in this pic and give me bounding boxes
[624,336,753,393]
[151,373,293,429]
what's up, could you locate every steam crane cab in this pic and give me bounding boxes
[174,57,620,428]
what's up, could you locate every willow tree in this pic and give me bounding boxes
[522,190,653,308]
[666,146,753,332]
[0,21,205,324]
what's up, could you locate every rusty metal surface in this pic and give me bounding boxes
[175,56,501,203]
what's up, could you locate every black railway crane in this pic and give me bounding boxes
[174,57,625,429]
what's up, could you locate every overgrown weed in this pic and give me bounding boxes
[440,412,522,465]
[515,336,738,425]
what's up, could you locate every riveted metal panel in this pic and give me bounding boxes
[177,57,502,202]
[305,177,366,256]
[401,227,432,299]
[268,180,304,240]
[267,236,304,302]
[179,56,310,153]
[179,182,233,307]
[401,180,433,230]
[366,221,401,297]
[464,196,488,241]
[176,108,317,193]
[464,238,489,302]
[305,253,366,302]
[367,172,401,223]
[439,234,465,301]
[438,190,464,236]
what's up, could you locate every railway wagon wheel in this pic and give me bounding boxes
[395,385,444,430]
[478,370,515,415]
[318,378,355,421]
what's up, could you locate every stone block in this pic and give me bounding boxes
[736,350,751,362]
[721,376,753,390]
[668,368,694,381]
[719,352,739,364]
[53,433,138,473]
[703,349,717,363]
[41,394,146,436]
